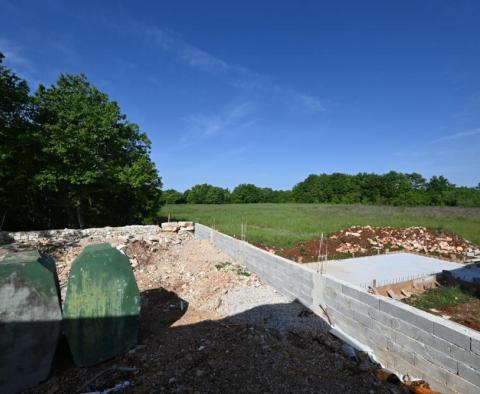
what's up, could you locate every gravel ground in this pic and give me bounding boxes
[219,285,328,334]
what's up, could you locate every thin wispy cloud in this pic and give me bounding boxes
[143,26,240,76]
[139,26,326,113]
[182,102,255,143]
[180,45,230,73]
[0,38,30,68]
[0,37,40,86]
[434,128,480,143]
[293,93,326,113]
[50,41,77,60]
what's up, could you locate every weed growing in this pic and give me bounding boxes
[237,268,251,277]
[215,262,231,271]
[406,286,478,310]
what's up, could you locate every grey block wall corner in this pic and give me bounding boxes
[195,223,480,394]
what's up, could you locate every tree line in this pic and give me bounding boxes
[164,172,480,206]
[0,53,163,231]
[163,184,292,204]
[3,50,479,233]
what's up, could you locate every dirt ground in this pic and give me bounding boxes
[437,299,480,331]
[260,226,476,263]
[406,273,480,332]
[19,235,417,394]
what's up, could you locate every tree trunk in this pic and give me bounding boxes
[76,200,85,229]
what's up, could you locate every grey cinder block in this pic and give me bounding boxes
[367,306,395,328]
[470,334,480,356]
[446,371,480,394]
[380,298,434,333]
[392,318,452,355]
[341,284,380,309]
[450,344,480,370]
[414,353,449,385]
[433,319,472,350]
[458,361,480,388]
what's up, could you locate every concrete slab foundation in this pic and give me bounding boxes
[304,253,466,287]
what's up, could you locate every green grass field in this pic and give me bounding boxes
[406,286,478,311]
[164,203,480,248]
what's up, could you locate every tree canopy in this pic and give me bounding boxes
[291,172,480,206]
[1,52,37,229]
[164,173,480,207]
[184,184,230,204]
[0,54,162,230]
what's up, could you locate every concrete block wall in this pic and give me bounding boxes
[195,224,320,312]
[195,224,480,394]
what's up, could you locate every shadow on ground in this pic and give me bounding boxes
[17,287,408,394]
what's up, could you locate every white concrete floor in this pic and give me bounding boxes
[304,252,469,288]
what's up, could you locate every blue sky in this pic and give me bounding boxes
[1,1,479,190]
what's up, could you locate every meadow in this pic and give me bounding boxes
[164,203,480,248]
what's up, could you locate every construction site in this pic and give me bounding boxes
[1,222,479,393]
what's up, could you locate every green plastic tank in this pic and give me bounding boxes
[0,250,62,392]
[63,243,140,367]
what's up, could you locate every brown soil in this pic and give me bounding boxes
[262,226,474,263]
[24,237,411,394]
[431,299,480,331]
[405,272,480,333]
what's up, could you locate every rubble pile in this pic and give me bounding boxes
[279,225,479,263]
[0,222,194,246]
[331,225,477,258]
[0,222,195,299]
[122,238,262,316]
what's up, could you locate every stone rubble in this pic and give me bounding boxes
[0,222,194,246]
[0,222,195,298]
[331,225,478,260]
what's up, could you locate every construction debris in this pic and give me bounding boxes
[20,230,408,393]
[331,226,475,258]
[277,225,478,263]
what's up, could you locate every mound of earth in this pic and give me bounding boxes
[272,226,476,263]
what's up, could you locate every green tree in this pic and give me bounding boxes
[162,189,186,204]
[184,184,230,204]
[291,174,321,203]
[32,74,162,228]
[231,184,264,203]
[0,52,39,229]
[272,190,293,203]
[427,176,454,205]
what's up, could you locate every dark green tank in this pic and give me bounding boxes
[63,243,140,367]
[0,250,62,392]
